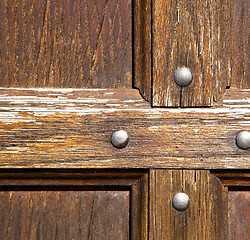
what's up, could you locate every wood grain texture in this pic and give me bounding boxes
[0,0,132,88]
[230,0,250,90]
[0,190,129,240]
[213,171,250,186]
[228,191,250,240]
[149,170,211,240]
[0,88,249,169]
[210,173,228,240]
[0,170,148,240]
[152,0,232,107]
[133,0,151,101]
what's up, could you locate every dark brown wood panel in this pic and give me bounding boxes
[230,0,250,90]
[210,173,228,240]
[0,0,132,88]
[0,88,249,169]
[152,0,232,107]
[0,190,129,240]
[149,170,211,240]
[0,170,148,240]
[211,171,250,240]
[228,191,250,240]
[133,0,151,102]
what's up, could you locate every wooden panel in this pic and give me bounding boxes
[230,0,250,90]
[213,171,250,186]
[0,0,132,88]
[149,170,211,240]
[133,0,151,101]
[228,191,250,240]
[210,173,228,240]
[0,88,249,169]
[0,190,129,240]
[152,0,231,107]
[0,170,148,240]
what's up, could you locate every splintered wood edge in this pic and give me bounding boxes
[0,88,249,169]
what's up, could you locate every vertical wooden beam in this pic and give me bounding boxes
[230,0,250,89]
[152,0,181,107]
[133,0,152,101]
[152,0,231,107]
[149,170,211,239]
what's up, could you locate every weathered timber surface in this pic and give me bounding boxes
[228,191,250,240]
[0,190,129,240]
[152,0,249,107]
[0,0,132,88]
[230,0,250,90]
[0,170,148,240]
[149,170,211,240]
[133,0,151,101]
[0,88,249,168]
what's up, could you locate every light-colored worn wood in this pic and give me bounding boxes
[149,170,211,240]
[230,0,250,90]
[0,88,249,169]
[0,0,132,88]
[152,0,236,107]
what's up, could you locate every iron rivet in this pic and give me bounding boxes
[111,130,129,149]
[236,131,250,149]
[174,67,193,87]
[172,193,190,211]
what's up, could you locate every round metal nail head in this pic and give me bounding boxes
[172,193,190,211]
[236,131,250,149]
[174,67,193,87]
[111,130,129,149]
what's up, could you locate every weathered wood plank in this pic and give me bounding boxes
[133,0,151,101]
[0,88,249,169]
[149,170,211,240]
[152,0,232,107]
[230,0,250,90]
[0,0,132,88]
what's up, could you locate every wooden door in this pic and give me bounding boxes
[0,0,249,239]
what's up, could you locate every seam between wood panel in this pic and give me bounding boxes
[150,0,153,107]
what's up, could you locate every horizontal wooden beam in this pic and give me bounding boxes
[0,88,249,169]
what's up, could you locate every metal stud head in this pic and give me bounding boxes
[236,131,250,149]
[174,67,193,87]
[111,130,129,149]
[172,193,190,211]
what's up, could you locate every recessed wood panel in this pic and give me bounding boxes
[228,191,250,240]
[0,190,129,240]
[0,170,148,240]
[0,0,132,88]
